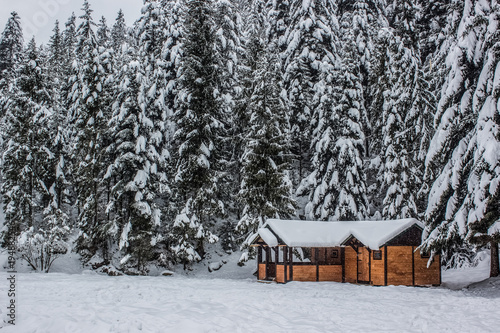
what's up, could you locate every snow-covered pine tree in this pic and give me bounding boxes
[161,0,183,126]
[1,38,70,264]
[371,0,429,220]
[284,0,338,185]
[45,21,72,233]
[344,0,386,156]
[0,11,23,120]
[105,43,169,273]
[237,45,296,258]
[62,13,77,72]
[298,14,368,221]
[171,0,226,266]
[419,0,465,203]
[230,0,266,229]
[111,9,128,53]
[422,0,500,276]
[418,0,453,62]
[69,1,112,259]
[212,0,244,228]
[0,12,23,88]
[265,0,290,54]
[97,16,110,48]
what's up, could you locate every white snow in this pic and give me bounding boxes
[263,218,423,249]
[256,228,279,247]
[0,262,499,332]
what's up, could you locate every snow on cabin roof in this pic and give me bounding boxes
[260,218,424,249]
[257,227,279,247]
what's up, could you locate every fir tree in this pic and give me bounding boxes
[69,1,112,259]
[0,12,23,87]
[111,9,128,53]
[171,0,226,266]
[237,46,296,254]
[298,15,368,221]
[105,43,169,273]
[97,16,111,48]
[284,0,338,185]
[1,39,64,251]
[422,0,500,276]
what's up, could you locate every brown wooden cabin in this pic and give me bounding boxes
[250,218,440,286]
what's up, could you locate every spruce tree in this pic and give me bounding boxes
[298,14,368,221]
[0,12,23,88]
[69,1,111,259]
[284,0,338,185]
[105,43,169,273]
[111,9,128,53]
[422,0,500,276]
[171,0,226,266]
[237,45,296,252]
[1,39,60,248]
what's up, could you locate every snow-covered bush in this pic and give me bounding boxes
[17,213,69,273]
[17,206,70,273]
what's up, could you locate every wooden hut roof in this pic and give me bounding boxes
[254,218,423,249]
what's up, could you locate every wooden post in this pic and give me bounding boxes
[356,247,359,283]
[265,247,270,280]
[341,247,345,283]
[411,246,415,286]
[384,246,388,286]
[284,246,288,283]
[315,248,319,281]
[289,247,293,281]
[368,249,372,284]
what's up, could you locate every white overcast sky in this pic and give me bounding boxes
[0,0,144,44]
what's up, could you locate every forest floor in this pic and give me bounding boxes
[1,249,499,332]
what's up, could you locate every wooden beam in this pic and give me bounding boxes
[289,247,293,281]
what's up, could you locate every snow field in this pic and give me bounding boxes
[1,270,499,333]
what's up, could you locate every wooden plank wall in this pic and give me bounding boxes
[276,265,285,283]
[386,246,413,286]
[292,266,317,281]
[318,265,342,282]
[414,251,441,285]
[258,263,266,280]
[344,246,358,283]
[370,247,385,286]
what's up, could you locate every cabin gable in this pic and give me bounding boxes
[383,224,423,247]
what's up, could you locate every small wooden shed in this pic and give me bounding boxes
[250,218,440,286]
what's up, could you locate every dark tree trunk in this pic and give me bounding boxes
[491,241,499,278]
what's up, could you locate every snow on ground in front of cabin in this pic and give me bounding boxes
[1,253,499,333]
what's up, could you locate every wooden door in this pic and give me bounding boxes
[357,247,370,283]
[266,263,276,280]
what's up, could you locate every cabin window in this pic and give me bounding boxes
[373,250,382,260]
[331,249,339,259]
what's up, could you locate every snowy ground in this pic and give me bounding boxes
[1,253,499,333]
